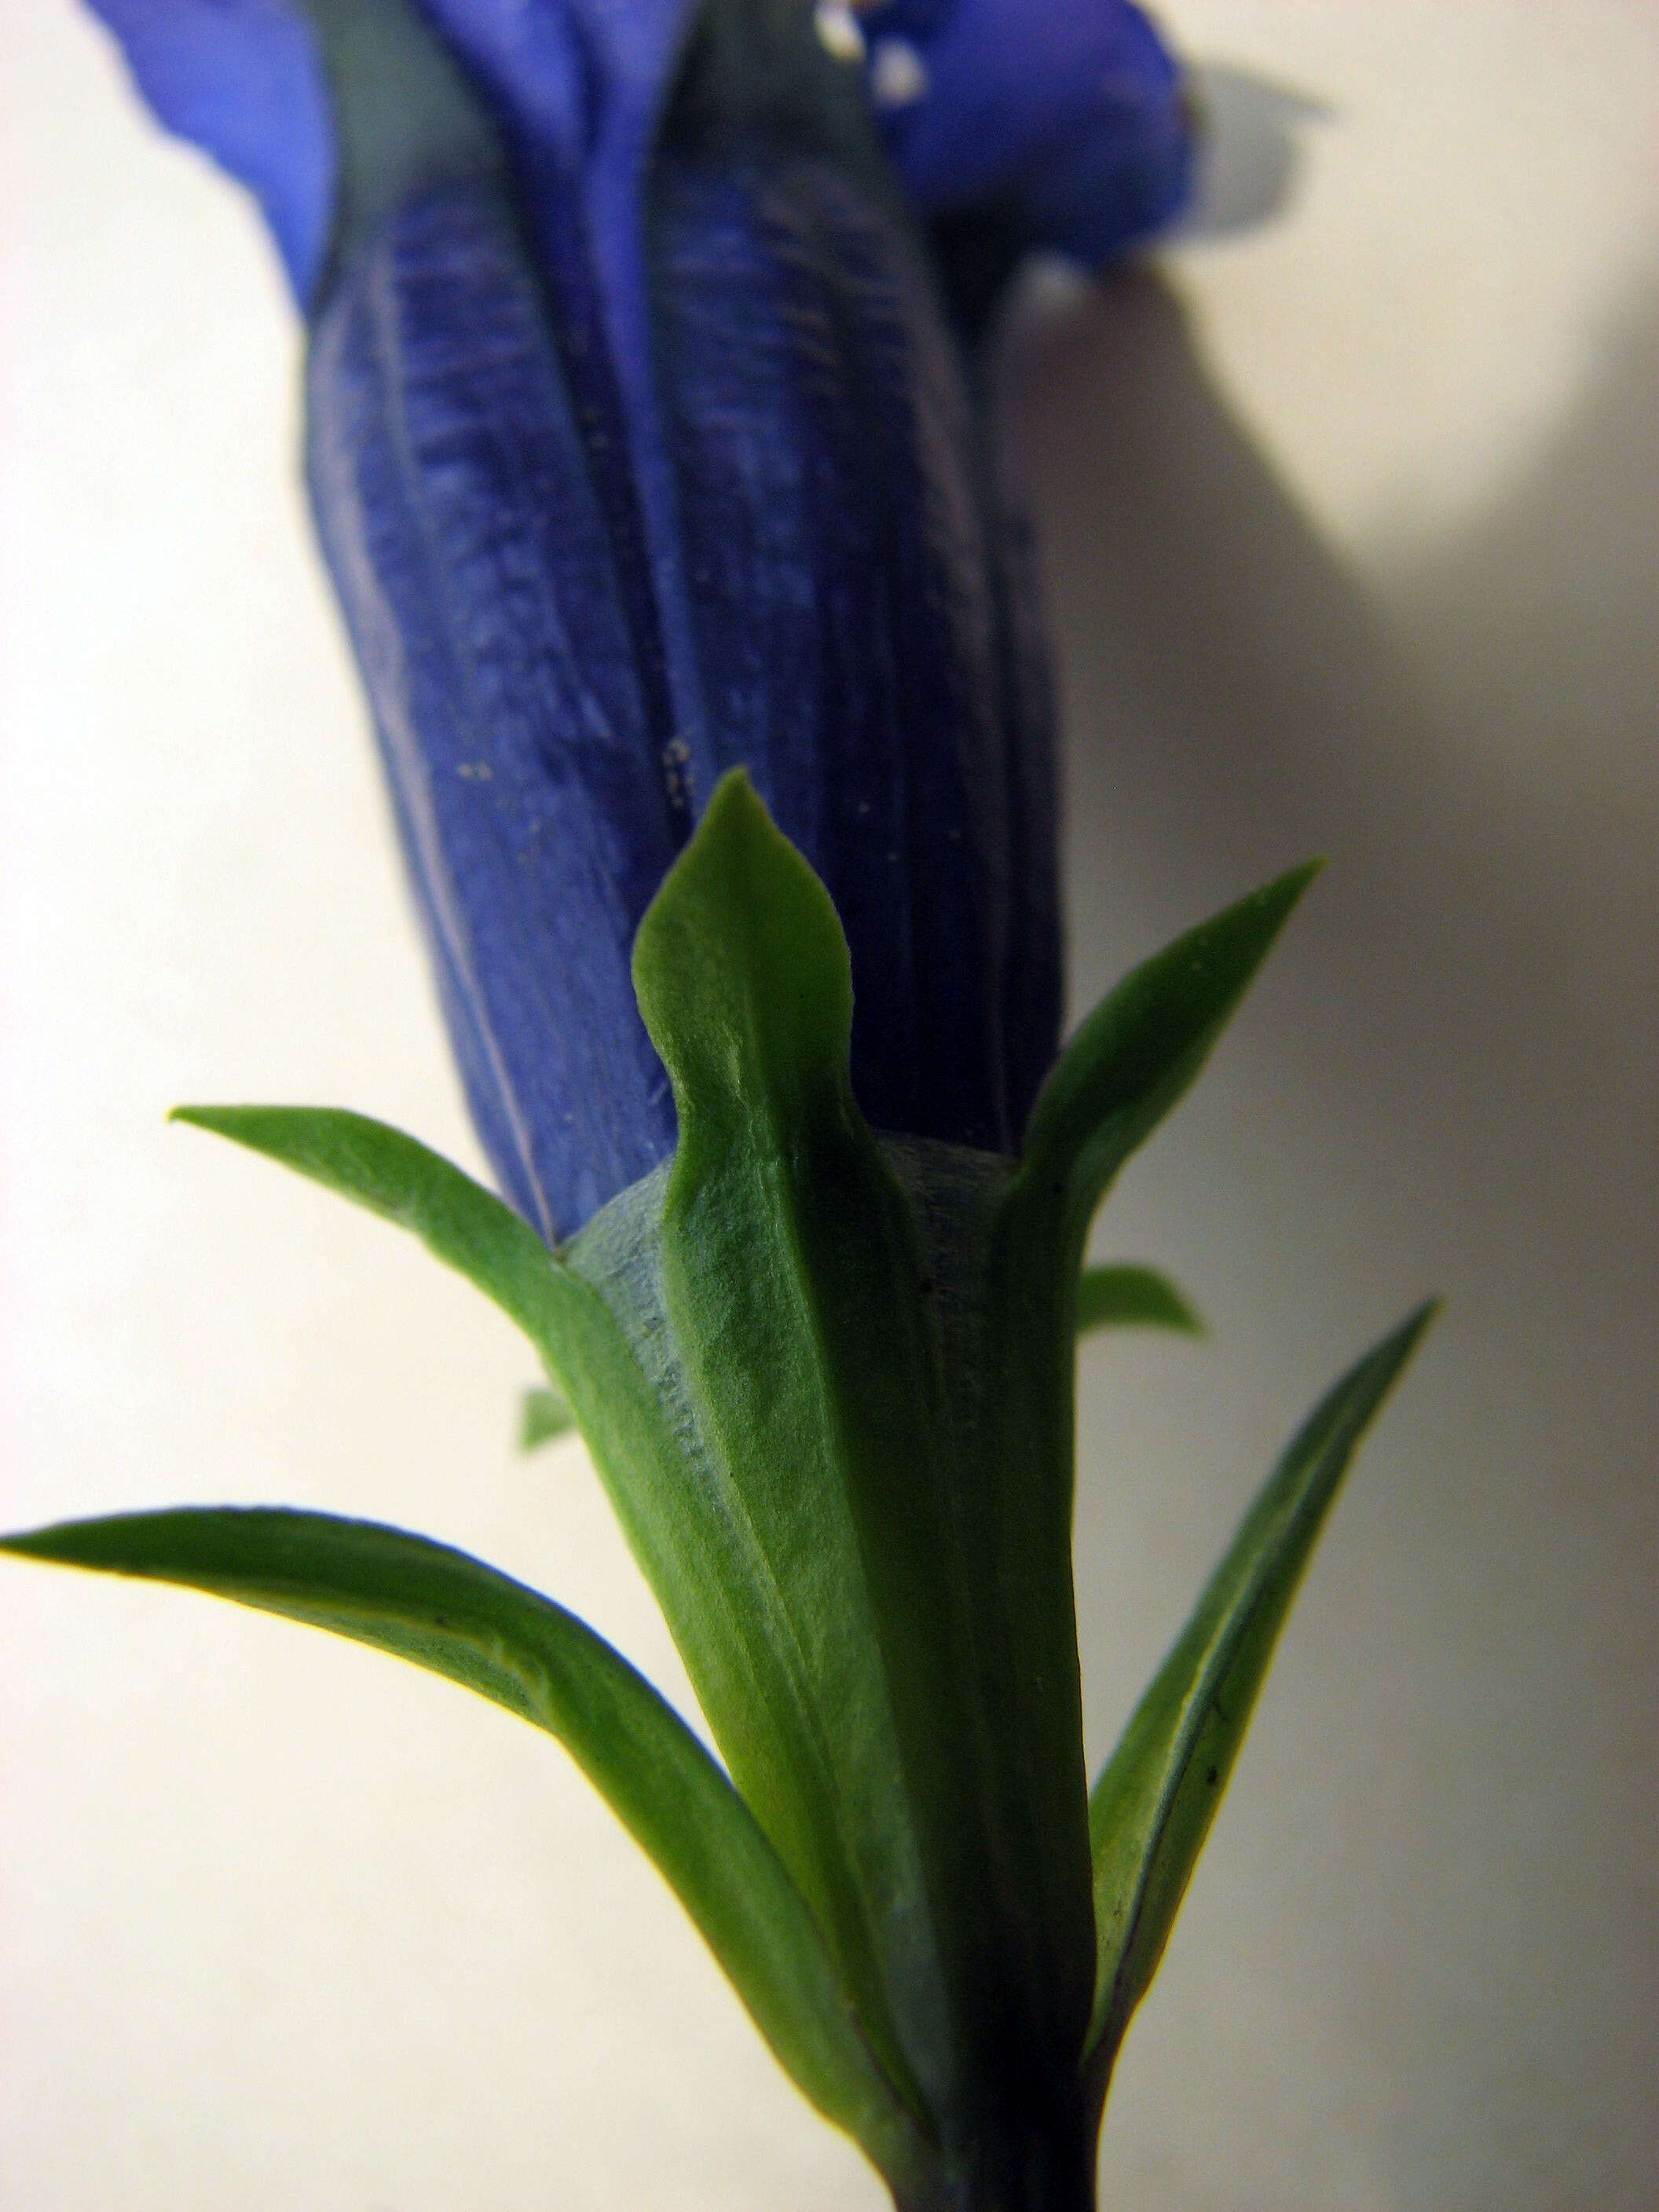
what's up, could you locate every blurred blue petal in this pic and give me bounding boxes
[87,0,335,297]
[419,0,689,159]
[86,2,1195,298]
[862,0,1193,263]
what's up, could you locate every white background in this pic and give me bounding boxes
[2,3,1655,2207]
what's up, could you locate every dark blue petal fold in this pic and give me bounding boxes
[417,0,705,849]
[861,0,1193,264]
[648,133,1058,1151]
[419,0,689,162]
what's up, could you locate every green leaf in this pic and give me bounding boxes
[981,870,1320,1665]
[962,873,1322,2039]
[165,1094,947,2162]
[170,1088,945,2124]
[1013,864,1320,1263]
[0,1507,933,2193]
[1083,1302,1437,2093]
[1076,1265,1202,1338]
[519,1386,576,1451]
[170,1106,572,1357]
[631,767,854,1148]
[630,770,1096,2126]
[166,1119,695,1610]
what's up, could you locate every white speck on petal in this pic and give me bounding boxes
[870,38,929,110]
[813,2,866,65]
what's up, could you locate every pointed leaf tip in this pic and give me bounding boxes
[631,767,855,1137]
[1084,1297,1436,2089]
[1076,1264,1203,1337]
[1016,860,1324,1251]
[166,1102,578,1367]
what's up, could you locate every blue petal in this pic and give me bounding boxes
[650,137,1060,1150]
[86,0,335,298]
[410,4,711,954]
[862,0,1193,262]
[307,181,680,1240]
[419,0,692,163]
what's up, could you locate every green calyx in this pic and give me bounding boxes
[3,772,1432,2211]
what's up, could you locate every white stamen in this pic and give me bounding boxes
[869,38,929,111]
[813,2,866,65]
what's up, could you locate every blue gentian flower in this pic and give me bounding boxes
[858,0,1193,268]
[86,0,1192,1240]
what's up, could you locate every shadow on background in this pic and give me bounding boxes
[999,263,1656,1389]
[1177,62,1335,241]
[996,265,1657,2206]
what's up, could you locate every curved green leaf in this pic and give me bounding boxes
[170,1106,570,1355]
[0,1507,934,2194]
[1083,1302,1437,2093]
[1076,1265,1202,1338]
[166,1119,687,1610]
[969,873,1320,2024]
[983,870,1320,1683]
[168,1091,945,2125]
[1014,864,1320,1260]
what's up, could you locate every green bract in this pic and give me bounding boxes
[4,774,1430,2212]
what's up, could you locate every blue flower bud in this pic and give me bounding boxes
[84,0,1167,1240]
[859,0,1194,266]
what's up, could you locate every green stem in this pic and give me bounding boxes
[892,2108,1098,2212]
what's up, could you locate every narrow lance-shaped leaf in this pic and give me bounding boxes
[0,1507,936,2196]
[1083,1302,1437,2094]
[1076,1264,1201,1338]
[1012,863,1320,1266]
[171,1105,573,1358]
[972,873,1319,1968]
[981,866,1318,1658]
